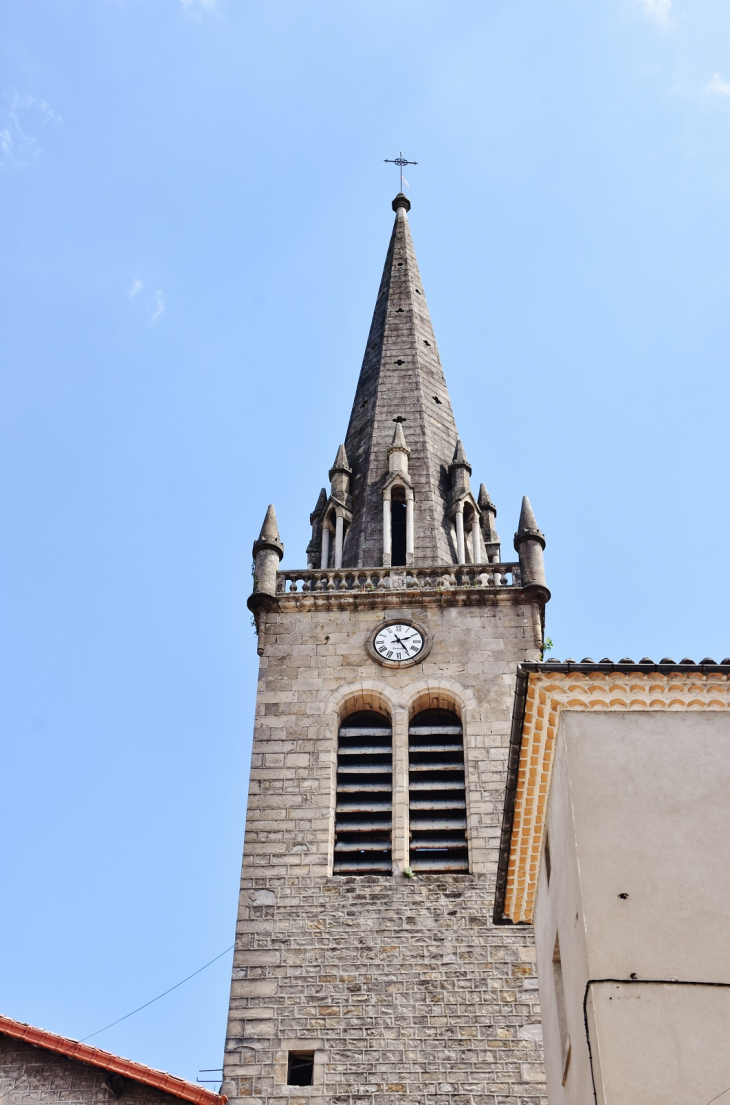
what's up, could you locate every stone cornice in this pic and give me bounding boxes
[269,584,531,614]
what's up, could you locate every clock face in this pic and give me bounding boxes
[373,623,425,663]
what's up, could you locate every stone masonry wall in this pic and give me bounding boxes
[0,1037,198,1105]
[223,591,548,1105]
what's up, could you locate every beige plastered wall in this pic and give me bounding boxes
[534,709,730,1105]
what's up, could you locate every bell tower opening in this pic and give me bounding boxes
[390,491,407,566]
[408,707,469,873]
[333,710,392,875]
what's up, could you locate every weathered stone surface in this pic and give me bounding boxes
[223,596,547,1105]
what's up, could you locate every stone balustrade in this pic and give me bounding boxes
[275,563,522,594]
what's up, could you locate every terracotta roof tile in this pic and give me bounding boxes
[0,1014,225,1105]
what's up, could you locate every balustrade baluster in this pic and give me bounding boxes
[273,562,518,597]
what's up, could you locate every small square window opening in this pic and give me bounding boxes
[287,1051,315,1087]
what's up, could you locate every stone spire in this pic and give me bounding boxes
[340,195,461,566]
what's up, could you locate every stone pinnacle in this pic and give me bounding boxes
[478,484,496,515]
[450,439,471,472]
[259,504,280,543]
[253,503,284,560]
[514,496,545,551]
[517,496,539,534]
[330,443,351,476]
[390,421,409,451]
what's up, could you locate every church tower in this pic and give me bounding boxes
[223,194,550,1104]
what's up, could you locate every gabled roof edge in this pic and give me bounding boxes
[492,665,530,926]
[492,659,730,925]
[0,1014,226,1105]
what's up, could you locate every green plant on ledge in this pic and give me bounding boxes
[402,866,415,879]
[541,636,554,660]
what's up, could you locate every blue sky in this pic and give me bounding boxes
[2,0,729,1085]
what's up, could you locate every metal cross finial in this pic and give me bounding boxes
[384,150,418,192]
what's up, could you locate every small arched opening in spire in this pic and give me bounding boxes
[321,508,350,570]
[462,503,474,564]
[390,487,407,567]
[463,503,478,564]
[451,500,482,566]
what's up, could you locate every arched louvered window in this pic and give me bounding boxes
[333,711,392,875]
[408,708,469,873]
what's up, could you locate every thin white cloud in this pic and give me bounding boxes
[636,0,672,28]
[129,279,144,299]
[180,0,216,8]
[0,128,14,164]
[149,290,166,326]
[707,73,730,97]
[0,93,61,169]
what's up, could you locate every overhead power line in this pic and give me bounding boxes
[81,945,235,1043]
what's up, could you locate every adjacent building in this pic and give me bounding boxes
[495,659,730,1105]
[0,1014,225,1105]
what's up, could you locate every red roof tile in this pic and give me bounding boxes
[0,1014,226,1105]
